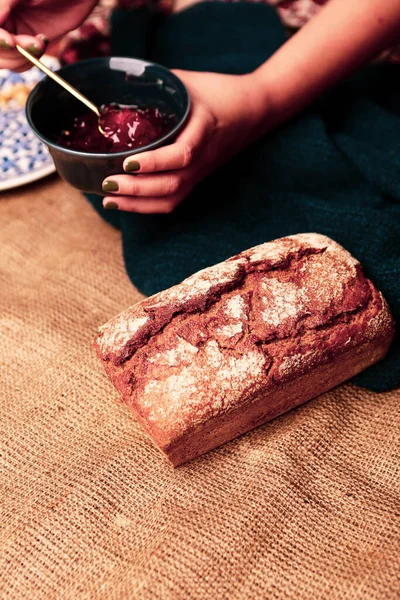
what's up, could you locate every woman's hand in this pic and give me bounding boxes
[102,0,400,216]
[102,70,264,214]
[0,0,98,71]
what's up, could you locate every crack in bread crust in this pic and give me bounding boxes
[99,244,326,366]
[94,234,394,461]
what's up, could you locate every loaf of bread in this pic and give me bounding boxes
[94,234,394,466]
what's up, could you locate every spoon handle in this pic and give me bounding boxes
[16,44,101,118]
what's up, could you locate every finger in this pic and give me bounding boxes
[102,172,191,198]
[0,7,11,24]
[102,195,184,214]
[122,106,209,174]
[0,28,15,49]
[0,29,17,69]
[0,52,32,72]
[36,33,49,47]
[14,33,47,56]
[0,33,47,71]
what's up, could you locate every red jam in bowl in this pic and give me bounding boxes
[57,104,176,153]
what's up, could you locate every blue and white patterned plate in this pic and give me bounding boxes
[0,55,60,192]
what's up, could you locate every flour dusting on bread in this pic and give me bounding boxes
[94,233,394,466]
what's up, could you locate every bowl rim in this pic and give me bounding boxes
[25,56,191,159]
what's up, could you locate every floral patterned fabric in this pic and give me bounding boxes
[58,0,400,65]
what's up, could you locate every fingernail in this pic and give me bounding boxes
[37,34,49,45]
[102,180,119,192]
[0,40,11,50]
[125,160,140,172]
[26,44,41,56]
[104,200,119,210]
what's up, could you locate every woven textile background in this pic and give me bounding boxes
[1,177,399,599]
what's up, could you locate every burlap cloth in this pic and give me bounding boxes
[1,176,399,600]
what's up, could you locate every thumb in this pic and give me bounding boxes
[0,7,11,27]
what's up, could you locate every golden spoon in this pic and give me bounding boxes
[16,44,107,136]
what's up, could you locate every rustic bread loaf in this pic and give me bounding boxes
[94,234,394,466]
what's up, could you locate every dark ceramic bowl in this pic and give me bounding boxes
[26,57,190,194]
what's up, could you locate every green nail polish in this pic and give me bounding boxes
[26,44,41,56]
[0,41,11,50]
[104,201,119,210]
[125,160,140,172]
[102,180,119,192]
